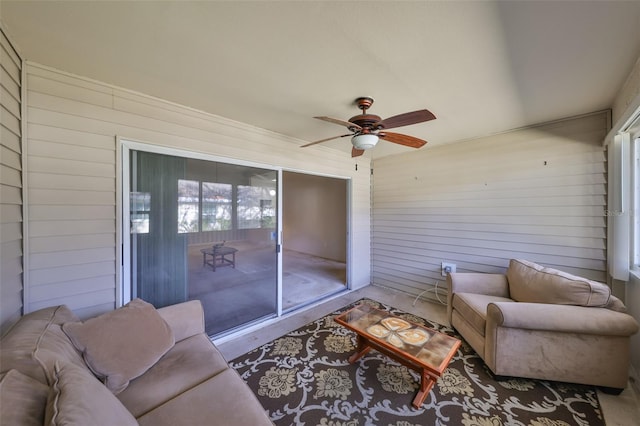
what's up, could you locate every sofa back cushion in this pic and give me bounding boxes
[605,295,628,313]
[507,259,610,306]
[0,305,87,385]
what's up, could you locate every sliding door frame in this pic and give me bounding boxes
[281,167,352,306]
[120,138,284,317]
[118,137,354,341]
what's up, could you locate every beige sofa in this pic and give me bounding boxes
[447,259,639,392]
[0,299,273,425]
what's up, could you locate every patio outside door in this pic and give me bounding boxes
[127,149,279,337]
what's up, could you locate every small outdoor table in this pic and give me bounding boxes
[200,246,238,271]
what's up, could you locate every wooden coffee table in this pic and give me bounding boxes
[335,303,461,408]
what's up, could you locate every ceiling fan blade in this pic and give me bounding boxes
[314,116,362,130]
[376,109,436,130]
[352,147,365,157]
[379,132,427,148]
[300,134,351,148]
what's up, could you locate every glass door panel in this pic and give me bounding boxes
[129,150,278,337]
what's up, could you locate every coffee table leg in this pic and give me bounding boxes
[412,369,438,408]
[348,335,372,364]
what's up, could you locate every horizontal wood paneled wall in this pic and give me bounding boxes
[371,112,609,303]
[22,62,371,319]
[0,27,23,335]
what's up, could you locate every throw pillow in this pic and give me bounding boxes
[62,298,175,394]
[0,369,49,426]
[45,362,138,426]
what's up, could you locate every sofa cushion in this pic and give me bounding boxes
[0,305,85,385]
[136,368,272,426]
[0,369,49,426]
[156,300,205,342]
[63,298,175,394]
[507,259,610,306]
[452,293,515,337]
[117,333,230,418]
[45,362,138,426]
[605,295,628,313]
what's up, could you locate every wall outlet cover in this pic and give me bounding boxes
[441,262,457,276]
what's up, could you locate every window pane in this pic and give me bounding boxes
[202,182,232,231]
[178,179,199,233]
[130,192,150,234]
[237,185,276,229]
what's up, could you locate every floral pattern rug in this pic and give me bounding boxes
[230,299,603,426]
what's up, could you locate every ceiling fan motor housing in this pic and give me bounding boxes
[349,114,383,131]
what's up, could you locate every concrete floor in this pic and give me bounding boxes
[217,285,640,426]
[188,242,345,336]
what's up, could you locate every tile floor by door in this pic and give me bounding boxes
[217,285,640,426]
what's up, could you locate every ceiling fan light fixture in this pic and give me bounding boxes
[351,133,379,150]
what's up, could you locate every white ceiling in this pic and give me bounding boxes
[2,1,640,159]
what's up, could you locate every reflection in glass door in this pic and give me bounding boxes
[128,150,278,337]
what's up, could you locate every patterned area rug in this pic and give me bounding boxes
[231,299,603,426]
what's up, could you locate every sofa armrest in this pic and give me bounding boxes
[486,302,640,336]
[157,300,205,342]
[447,273,509,325]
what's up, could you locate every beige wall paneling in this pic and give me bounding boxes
[371,112,609,303]
[22,62,371,318]
[0,27,23,334]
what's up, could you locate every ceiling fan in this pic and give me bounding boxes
[301,97,436,157]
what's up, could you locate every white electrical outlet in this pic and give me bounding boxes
[441,262,457,277]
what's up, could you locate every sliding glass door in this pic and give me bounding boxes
[130,152,189,307]
[126,148,279,337]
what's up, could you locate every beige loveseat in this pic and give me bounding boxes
[0,299,273,425]
[447,259,639,392]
